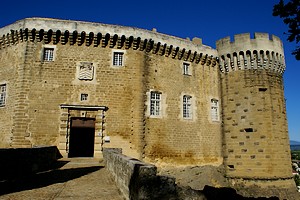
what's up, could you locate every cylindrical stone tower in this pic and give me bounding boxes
[217,33,293,182]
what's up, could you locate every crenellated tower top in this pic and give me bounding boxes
[216,33,285,74]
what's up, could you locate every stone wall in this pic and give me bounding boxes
[216,32,292,180]
[0,42,27,147]
[103,148,291,199]
[0,18,222,165]
[221,70,291,179]
[103,148,176,200]
[143,51,222,165]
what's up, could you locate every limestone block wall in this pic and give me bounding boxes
[24,42,145,157]
[0,42,28,147]
[143,53,222,165]
[0,18,221,164]
[103,148,159,200]
[221,70,291,178]
[217,33,292,179]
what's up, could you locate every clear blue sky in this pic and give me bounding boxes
[1,0,299,141]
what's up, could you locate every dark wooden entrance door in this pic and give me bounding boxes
[68,118,95,157]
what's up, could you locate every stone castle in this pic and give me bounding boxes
[0,18,296,195]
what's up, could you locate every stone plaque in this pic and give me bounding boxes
[78,62,94,80]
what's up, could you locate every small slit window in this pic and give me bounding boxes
[228,165,235,169]
[80,93,88,101]
[244,128,253,132]
[259,88,267,92]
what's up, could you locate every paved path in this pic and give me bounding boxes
[0,158,124,200]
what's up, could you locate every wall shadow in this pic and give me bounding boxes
[201,185,279,200]
[0,146,63,181]
[0,166,103,195]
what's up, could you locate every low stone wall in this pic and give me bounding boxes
[0,146,62,180]
[103,148,290,200]
[103,148,176,200]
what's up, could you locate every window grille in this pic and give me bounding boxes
[211,99,219,121]
[43,48,54,61]
[0,84,6,106]
[150,91,161,116]
[113,52,124,66]
[81,94,88,101]
[183,95,192,119]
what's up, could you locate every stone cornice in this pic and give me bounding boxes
[0,18,218,67]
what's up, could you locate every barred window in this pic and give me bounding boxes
[0,84,6,106]
[183,95,192,119]
[211,99,219,121]
[80,93,88,101]
[150,91,161,116]
[43,48,54,61]
[183,63,190,75]
[113,52,124,66]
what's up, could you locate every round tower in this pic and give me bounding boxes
[217,33,293,182]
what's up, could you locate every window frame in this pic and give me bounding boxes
[80,93,89,101]
[112,50,125,67]
[211,99,219,121]
[42,45,56,62]
[183,62,191,75]
[150,91,161,117]
[183,95,192,119]
[0,84,7,107]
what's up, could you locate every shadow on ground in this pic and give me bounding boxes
[0,163,103,195]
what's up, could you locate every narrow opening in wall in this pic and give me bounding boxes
[228,165,235,169]
[244,128,253,132]
[259,88,267,92]
[80,93,88,101]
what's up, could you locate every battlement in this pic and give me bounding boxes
[216,33,282,49]
[216,33,285,74]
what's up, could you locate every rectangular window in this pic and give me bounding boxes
[211,99,219,121]
[183,63,190,75]
[0,84,6,106]
[43,48,54,61]
[113,52,124,66]
[183,95,192,119]
[150,91,161,116]
[80,93,88,101]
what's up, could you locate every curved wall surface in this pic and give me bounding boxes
[217,33,292,179]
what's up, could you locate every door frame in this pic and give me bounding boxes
[59,104,108,158]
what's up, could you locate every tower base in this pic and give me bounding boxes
[228,177,299,200]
